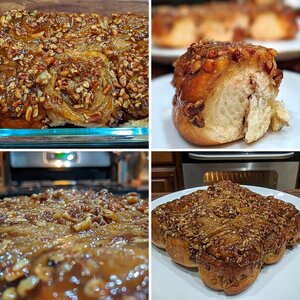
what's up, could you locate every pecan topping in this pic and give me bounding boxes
[267,48,277,57]
[25,106,33,122]
[190,60,201,74]
[0,10,149,128]
[232,49,241,62]
[264,61,273,74]
[203,59,215,73]
[102,84,112,95]
[207,49,218,59]
[272,69,283,88]
[183,100,205,117]
[192,116,205,128]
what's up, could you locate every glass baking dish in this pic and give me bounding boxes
[0,1,149,149]
[0,127,148,148]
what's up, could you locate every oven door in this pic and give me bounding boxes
[183,152,299,190]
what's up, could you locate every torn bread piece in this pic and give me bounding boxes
[172,40,289,145]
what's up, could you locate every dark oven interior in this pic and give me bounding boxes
[181,152,300,190]
[0,151,148,198]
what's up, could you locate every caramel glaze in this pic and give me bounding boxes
[153,181,300,269]
[0,189,148,299]
[0,10,148,128]
[172,40,282,128]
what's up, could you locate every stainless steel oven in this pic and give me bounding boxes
[182,152,300,190]
[0,151,148,197]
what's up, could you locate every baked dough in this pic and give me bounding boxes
[152,181,300,295]
[152,2,298,47]
[172,40,289,145]
[0,10,148,128]
[246,0,283,5]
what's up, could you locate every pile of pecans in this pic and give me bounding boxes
[0,10,148,128]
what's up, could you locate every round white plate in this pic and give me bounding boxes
[152,18,300,64]
[151,70,300,150]
[151,186,300,300]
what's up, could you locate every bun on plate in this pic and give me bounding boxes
[172,40,289,145]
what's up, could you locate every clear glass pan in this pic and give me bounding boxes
[0,127,148,148]
[0,1,148,148]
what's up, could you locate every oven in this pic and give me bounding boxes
[0,151,148,198]
[182,152,300,190]
[0,151,149,299]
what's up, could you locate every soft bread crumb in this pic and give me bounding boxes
[270,100,289,131]
[202,70,253,144]
[244,95,272,143]
[202,68,286,144]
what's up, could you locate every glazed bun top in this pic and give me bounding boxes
[172,40,282,106]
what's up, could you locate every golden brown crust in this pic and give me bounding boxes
[0,189,148,299]
[152,181,300,295]
[173,105,231,146]
[172,40,283,145]
[198,254,262,294]
[152,210,166,249]
[165,237,197,268]
[173,41,281,102]
[0,10,148,128]
[152,3,298,47]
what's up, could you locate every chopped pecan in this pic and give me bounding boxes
[183,100,205,117]
[264,61,273,75]
[232,49,241,62]
[192,116,205,128]
[203,59,215,73]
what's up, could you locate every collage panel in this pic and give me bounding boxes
[151,0,300,149]
[1,0,300,299]
[0,1,150,300]
[0,0,149,149]
[0,150,149,299]
[151,151,300,299]
[150,0,300,295]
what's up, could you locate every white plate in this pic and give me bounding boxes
[152,18,300,64]
[151,186,300,300]
[151,70,300,150]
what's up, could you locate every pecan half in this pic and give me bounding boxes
[272,69,283,88]
[183,100,205,117]
[192,116,205,128]
[203,59,215,73]
[264,61,273,75]
[232,49,241,62]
